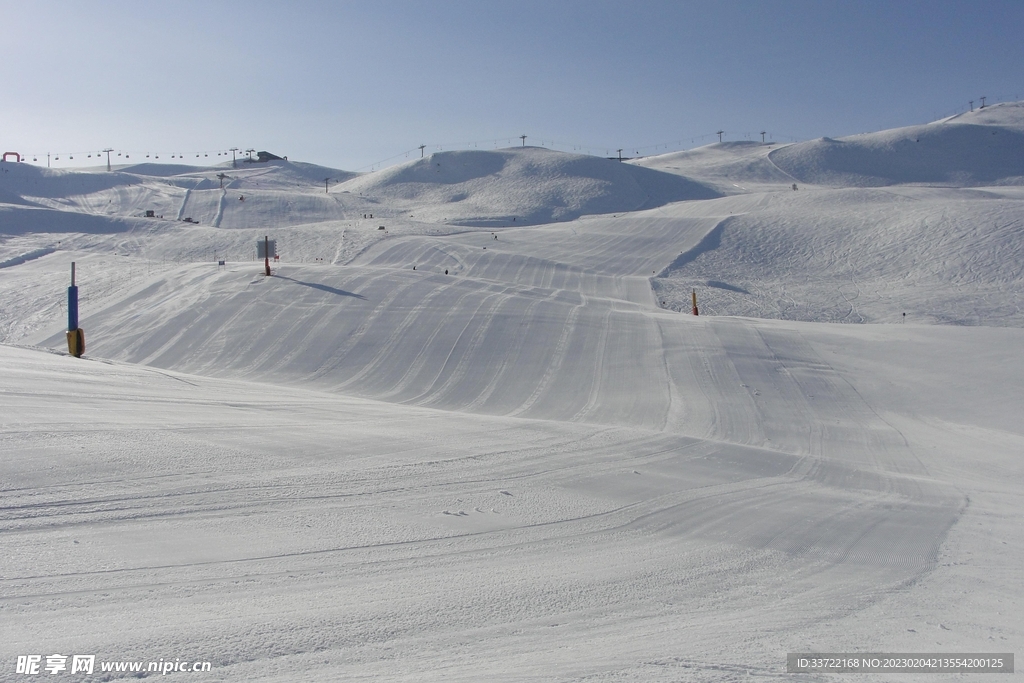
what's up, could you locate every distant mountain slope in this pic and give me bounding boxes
[769,101,1024,187]
[111,159,359,186]
[0,159,363,232]
[633,141,798,194]
[337,147,721,226]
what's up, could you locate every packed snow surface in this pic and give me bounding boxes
[1,107,1023,681]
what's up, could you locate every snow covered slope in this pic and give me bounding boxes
[634,140,799,194]
[654,185,1024,325]
[2,105,1024,681]
[337,146,721,225]
[3,317,1022,681]
[0,159,359,233]
[627,105,1024,325]
[769,101,1024,188]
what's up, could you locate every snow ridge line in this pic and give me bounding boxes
[657,217,732,278]
[0,246,56,269]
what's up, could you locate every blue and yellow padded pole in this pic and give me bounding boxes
[67,262,85,357]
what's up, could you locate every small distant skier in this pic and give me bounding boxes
[445,269,449,275]
[239,195,245,201]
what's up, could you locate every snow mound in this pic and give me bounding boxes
[634,141,798,194]
[337,147,720,225]
[770,101,1024,187]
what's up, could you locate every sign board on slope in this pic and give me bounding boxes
[257,240,277,259]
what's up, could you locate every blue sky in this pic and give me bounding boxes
[3,0,1023,171]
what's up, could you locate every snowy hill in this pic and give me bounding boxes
[634,140,799,194]
[769,101,1024,187]
[337,146,721,225]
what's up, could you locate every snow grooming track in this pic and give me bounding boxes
[175,179,201,221]
[0,342,974,683]
[212,187,226,228]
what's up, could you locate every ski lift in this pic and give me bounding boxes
[146,154,150,158]
[196,154,199,158]
[125,154,129,158]
[32,157,37,161]
[88,154,92,158]
[117,152,122,156]
[69,155,73,159]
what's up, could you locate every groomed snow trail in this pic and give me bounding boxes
[1,115,1023,680]
[1,339,1004,682]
